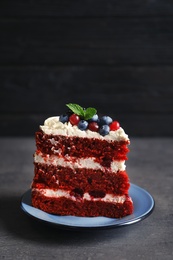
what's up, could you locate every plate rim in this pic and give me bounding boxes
[20,183,155,230]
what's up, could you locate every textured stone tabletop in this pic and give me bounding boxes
[0,137,172,260]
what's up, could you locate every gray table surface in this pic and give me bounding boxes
[0,137,172,260]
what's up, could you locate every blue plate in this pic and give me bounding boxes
[20,183,155,230]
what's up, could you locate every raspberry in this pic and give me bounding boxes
[88,122,99,132]
[109,121,120,131]
[69,114,80,125]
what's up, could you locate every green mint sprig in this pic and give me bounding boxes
[66,103,97,120]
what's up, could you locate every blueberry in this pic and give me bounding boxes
[88,114,99,122]
[100,116,113,125]
[99,125,110,136]
[59,114,69,123]
[78,120,88,130]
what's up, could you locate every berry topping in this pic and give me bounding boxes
[59,103,121,136]
[99,125,110,136]
[110,121,120,131]
[59,114,69,123]
[69,114,80,125]
[88,114,99,122]
[78,120,88,130]
[88,122,99,132]
[100,116,113,126]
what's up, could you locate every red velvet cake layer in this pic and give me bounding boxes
[35,131,129,166]
[32,190,133,218]
[32,126,133,218]
[33,163,130,196]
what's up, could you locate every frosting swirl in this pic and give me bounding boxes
[40,116,129,141]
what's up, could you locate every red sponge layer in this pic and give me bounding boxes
[33,163,130,196]
[36,131,129,166]
[32,130,133,218]
[32,190,133,218]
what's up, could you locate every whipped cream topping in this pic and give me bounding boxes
[40,116,129,141]
[33,188,126,204]
[34,152,126,172]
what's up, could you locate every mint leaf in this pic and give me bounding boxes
[66,103,84,117]
[66,103,97,120]
[84,107,97,120]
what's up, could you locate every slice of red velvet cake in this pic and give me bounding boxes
[31,103,133,218]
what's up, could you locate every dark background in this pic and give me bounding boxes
[1,0,173,137]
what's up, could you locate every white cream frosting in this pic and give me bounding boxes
[40,116,129,141]
[33,188,126,204]
[34,152,126,172]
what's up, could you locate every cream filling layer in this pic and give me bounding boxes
[33,188,126,204]
[40,116,129,141]
[34,152,126,172]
